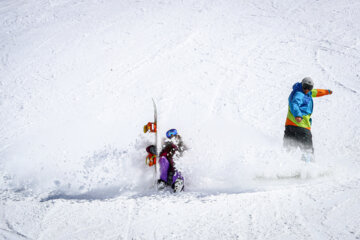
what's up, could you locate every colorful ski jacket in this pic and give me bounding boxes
[160,137,186,172]
[286,82,332,130]
[160,142,178,172]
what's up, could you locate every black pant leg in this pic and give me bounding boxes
[283,125,314,153]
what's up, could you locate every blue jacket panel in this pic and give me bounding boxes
[288,82,313,118]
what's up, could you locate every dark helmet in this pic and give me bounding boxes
[302,77,314,90]
[146,145,156,155]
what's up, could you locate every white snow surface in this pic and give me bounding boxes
[1,0,360,239]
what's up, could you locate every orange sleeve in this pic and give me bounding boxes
[312,89,332,97]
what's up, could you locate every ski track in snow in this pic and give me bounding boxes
[1,0,360,239]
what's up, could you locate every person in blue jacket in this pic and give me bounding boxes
[284,77,333,160]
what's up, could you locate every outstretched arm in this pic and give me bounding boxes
[312,89,333,97]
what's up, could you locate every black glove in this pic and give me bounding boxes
[167,170,175,185]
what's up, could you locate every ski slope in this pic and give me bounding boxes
[1,0,360,239]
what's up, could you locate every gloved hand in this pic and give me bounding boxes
[167,171,175,185]
[328,90,333,94]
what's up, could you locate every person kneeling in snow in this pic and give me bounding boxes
[284,77,333,162]
[157,129,187,193]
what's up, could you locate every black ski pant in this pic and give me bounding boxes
[283,125,314,153]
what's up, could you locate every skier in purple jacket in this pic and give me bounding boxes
[157,129,186,192]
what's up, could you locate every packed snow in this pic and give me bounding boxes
[1,0,360,239]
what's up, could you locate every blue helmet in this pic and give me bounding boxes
[166,129,178,138]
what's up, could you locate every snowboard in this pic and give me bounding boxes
[143,98,159,186]
[301,152,314,163]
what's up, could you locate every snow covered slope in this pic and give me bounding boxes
[1,0,360,239]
